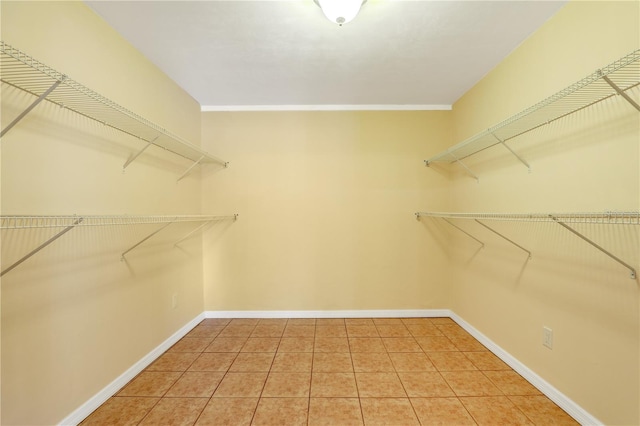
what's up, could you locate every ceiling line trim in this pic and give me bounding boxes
[201,104,452,112]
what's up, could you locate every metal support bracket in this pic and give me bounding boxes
[121,221,174,260]
[442,218,485,247]
[1,217,83,277]
[177,155,205,182]
[448,153,479,182]
[174,221,211,247]
[123,136,160,171]
[551,215,636,279]
[601,72,640,112]
[490,131,531,171]
[475,219,531,259]
[0,78,65,138]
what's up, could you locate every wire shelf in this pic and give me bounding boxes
[415,211,640,225]
[0,214,238,230]
[425,49,640,166]
[0,41,227,169]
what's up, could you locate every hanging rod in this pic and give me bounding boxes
[0,214,238,276]
[416,211,639,279]
[0,41,228,172]
[424,49,640,173]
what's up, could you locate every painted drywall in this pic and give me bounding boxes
[201,111,453,311]
[1,2,207,424]
[449,1,639,424]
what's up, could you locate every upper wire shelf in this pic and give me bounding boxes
[0,41,227,178]
[425,49,640,175]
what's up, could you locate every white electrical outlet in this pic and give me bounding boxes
[543,326,553,349]
[172,294,178,309]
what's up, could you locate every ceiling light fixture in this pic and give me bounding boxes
[314,0,367,26]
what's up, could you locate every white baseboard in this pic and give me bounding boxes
[59,312,205,426]
[449,312,602,426]
[205,309,451,319]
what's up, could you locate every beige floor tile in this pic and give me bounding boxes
[213,372,267,397]
[345,318,374,326]
[287,318,316,326]
[435,324,472,338]
[204,337,247,353]
[372,318,404,325]
[199,319,231,327]
[308,398,363,426]
[464,351,510,370]
[314,337,350,352]
[262,372,311,397]
[484,371,542,396]
[257,318,288,326]
[416,336,458,352]
[406,324,443,337]
[450,336,488,352]
[316,325,348,337]
[389,352,436,372]
[430,318,456,325]
[375,325,412,337]
[398,371,455,397]
[410,397,476,426]
[346,325,380,337]
[229,319,260,326]
[228,352,274,372]
[428,352,478,371]
[218,325,255,338]
[251,324,285,338]
[117,372,182,397]
[188,353,237,372]
[351,352,395,372]
[460,396,533,425]
[195,397,258,426]
[165,371,224,397]
[441,371,503,397]
[278,337,314,352]
[313,352,353,372]
[356,372,406,397]
[252,397,309,426]
[311,372,358,397]
[349,337,386,352]
[401,318,434,325]
[382,337,422,352]
[360,398,420,425]
[146,352,199,372]
[81,397,158,426]
[316,318,346,326]
[509,395,579,425]
[186,325,225,339]
[138,397,207,426]
[168,338,213,353]
[240,337,280,353]
[283,325,316,337]
[271,352,313,372]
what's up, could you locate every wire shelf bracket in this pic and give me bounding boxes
[424,49,640,175]
[415,211,639,278]
[0,214,237,275]
[0,41,229,178]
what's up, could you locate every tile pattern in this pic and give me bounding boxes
[81,317,578,425]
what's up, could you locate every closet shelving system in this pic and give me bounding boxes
[419,49,640,280]
[424,49,640,181]
[0,215,238,277]
[0,40,227,181]
[0,41,237,277]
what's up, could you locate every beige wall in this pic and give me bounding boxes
[201,111,453,312]
[1,2,206,424]
[449,1,639,424]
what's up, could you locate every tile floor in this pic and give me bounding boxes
[81,317,578,425]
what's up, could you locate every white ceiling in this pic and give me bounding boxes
[86,0,566,110]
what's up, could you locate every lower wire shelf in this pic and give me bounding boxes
[0,214,238,277]
[416,211,639,279]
